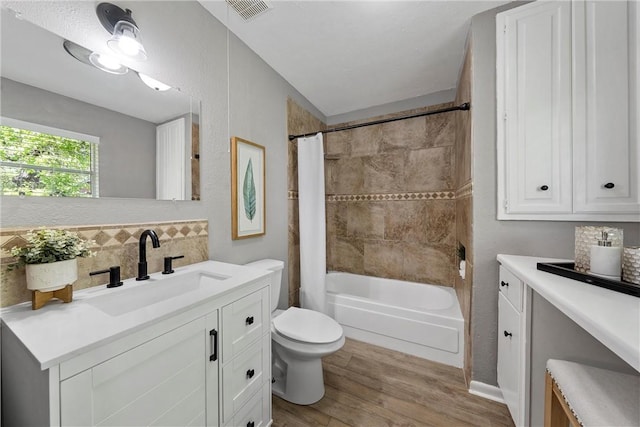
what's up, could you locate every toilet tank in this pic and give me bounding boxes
[245,259,284,312]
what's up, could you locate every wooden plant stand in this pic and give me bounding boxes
[32,285,73,310]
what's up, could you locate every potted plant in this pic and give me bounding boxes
[10,228,95,292]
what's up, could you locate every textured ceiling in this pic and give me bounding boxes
[200,0,509,117]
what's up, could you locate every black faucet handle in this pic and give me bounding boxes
[90,266,123,288]
[162,255,185,275]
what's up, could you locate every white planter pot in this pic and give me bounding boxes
[25,258,78,292]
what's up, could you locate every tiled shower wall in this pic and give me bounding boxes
[287,98,326,307]
[325,103,457,286]
[455,43,473,384]
[0,220,208,307]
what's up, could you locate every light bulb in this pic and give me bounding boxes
[89,52,128,75]
[116,35,141,57]
[107,20,147,61]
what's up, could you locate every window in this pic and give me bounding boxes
[0,118,99,197]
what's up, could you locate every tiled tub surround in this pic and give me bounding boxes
[454,43,473,383]
[0,220,209,308]
[325,103,458,287]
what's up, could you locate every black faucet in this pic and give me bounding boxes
[137,229,160,280]
[90,266,123,288]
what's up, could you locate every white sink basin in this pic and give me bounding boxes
[87,271,230,316]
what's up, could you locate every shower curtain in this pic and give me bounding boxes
[297,132,326,313]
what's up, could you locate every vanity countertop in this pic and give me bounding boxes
[497,254,640,372]
[0,260,270,370]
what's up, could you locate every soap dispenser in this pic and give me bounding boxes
[590,231,623,280]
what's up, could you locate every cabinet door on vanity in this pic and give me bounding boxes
[61,317,211,426]
[497,1,573,216]
[573,0,640,214]
[497,266,528,427]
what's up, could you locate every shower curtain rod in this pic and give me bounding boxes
[288,102,470,141]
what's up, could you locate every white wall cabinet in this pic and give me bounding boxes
[1,278,270,426]
[497,0,639,221]
[497,266,529,426]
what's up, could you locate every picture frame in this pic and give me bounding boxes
[231,137,266,239]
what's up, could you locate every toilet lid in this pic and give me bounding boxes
[272,307,343,344]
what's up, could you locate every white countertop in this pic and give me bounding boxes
[0,261,270,370]
[497,254,640,372]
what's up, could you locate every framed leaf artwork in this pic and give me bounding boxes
[231,137,266,239]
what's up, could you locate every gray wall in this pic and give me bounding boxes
[1,77,156,198]
[0,1,324,310]
[326,89,456,125]
[469,4,640,385]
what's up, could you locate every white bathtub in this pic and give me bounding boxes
[326,272,464,368]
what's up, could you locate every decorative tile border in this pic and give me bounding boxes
[290,191,459,202]
[456,182,473,199]
[1,219,209,308]
[1,219,208,262]
[326,191,455,202]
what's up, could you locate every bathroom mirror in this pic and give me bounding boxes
[0,11,201,201]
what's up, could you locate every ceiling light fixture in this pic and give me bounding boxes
[63,40,128,75]
[96,2,147,61]
[137,73,172,91]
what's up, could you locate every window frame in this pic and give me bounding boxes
[0,117,100,197]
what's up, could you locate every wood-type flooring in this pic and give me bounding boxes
[272,338,515,427]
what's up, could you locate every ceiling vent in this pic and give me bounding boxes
[226,0,272,21]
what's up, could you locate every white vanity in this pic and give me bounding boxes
[497,255,640,426]
[1,261,272,427]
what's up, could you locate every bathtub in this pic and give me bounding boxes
[325,272,464,368]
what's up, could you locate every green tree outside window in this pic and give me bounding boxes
[0,124,98,197]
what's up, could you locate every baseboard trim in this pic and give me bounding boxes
[468,380,505,404]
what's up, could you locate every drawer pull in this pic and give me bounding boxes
[245,316,254,325]
[246,368,255,379]
[540,185,549,191]
[604,182,615,189]
[504,330,513,338]
[247,422,255,427]
[209,329,218,362]
[500,281,509,288]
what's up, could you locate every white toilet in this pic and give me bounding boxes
[245,259,345,405]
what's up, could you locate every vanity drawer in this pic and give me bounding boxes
[227,383,271,427]
[222,334,270,424]
[222,287,269,363]
[499,265,523,311]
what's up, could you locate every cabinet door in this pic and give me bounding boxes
[497,292,522,426]
[497,1,573,216]
[573,0,639,214]
[61,318,206,426]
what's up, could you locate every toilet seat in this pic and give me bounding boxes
[272,307,342,344]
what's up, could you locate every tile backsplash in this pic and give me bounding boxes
[0,219,208,308]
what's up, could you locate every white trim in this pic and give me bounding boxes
[0,117,100,145]
[468,380,505,404]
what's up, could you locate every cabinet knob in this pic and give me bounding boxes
[246,369,255,379]
[539,185,549,191]
[247,422,255,427]
[504,330,513,338]
[245,316,254,325]
[500,281,509,288]
[604,182,615,189]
